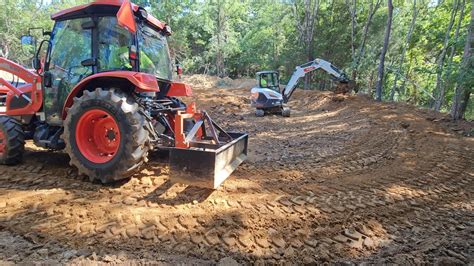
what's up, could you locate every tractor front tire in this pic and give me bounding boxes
[63,88,150,183]
[0,116,25,165]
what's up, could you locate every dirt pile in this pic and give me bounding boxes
[0,75,473,264]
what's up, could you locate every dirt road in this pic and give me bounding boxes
[1,75,473,264]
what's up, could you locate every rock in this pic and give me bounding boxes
[190,233,204,244]
[141,227,156,240]
[102,255,115,262]
[8,254,20,262]
[343,228,363,241]
[284,247,295,257]
[0,201,6,208]
[270,236,286,248]
[363,237,375,249]
[255,237,270,248]
[140,176,153,185]
[217,257,240,266]
[237,232,254,248]
[37,248,49,256]
[123,197,137,205]
[445,250,467,262]
[400,122,410,129]
[303,256,315,264]
[435,256,464,265]
[116,251,127,261]
[62,250,77,260]
[76,249,91,257]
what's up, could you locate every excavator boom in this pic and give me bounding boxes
[282,58,349,103]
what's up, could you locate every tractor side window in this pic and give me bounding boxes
[49,19,92,83]
[98,17,133,71]
[46,18,92,124]
[138,26,173,81]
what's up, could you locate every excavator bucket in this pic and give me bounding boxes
[169,109,248,189]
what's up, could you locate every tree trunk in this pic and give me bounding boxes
[294,0,320,89]
[375,0,393,101]
[444,0,466,100]
[354,0,382,82]
[347,0,357,80]
[433,0,459,111]
[451,3,473,120]
[216,0,225,78]
[390,0,417,101]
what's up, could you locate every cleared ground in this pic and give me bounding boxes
[1,75,473,264]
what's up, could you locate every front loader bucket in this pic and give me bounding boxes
[169,132,248,189]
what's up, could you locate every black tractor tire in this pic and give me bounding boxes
[255,109,265,117]
[0,116,25,165]
[282,107,291,117]
[63,88,150,183]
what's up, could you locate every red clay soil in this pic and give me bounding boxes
[0,75,472,264]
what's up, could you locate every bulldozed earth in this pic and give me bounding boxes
[0,75,473,264]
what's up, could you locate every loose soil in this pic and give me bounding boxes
[1,75,473,264]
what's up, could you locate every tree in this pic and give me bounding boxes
[450,2,473,120]
[444,0,466,106]
[352,0,382,82]
[375,0,393,101]
[433,0,459,111]
[389,0,418,101]
[293,0,320,89]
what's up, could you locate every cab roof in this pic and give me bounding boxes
[51,0,166,30]
[257,71,278,75]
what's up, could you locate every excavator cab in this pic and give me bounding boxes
[257,71,280,92]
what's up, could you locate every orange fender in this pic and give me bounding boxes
[62,71,159,119]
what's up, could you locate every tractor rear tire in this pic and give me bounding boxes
[0,116,25,165]
[63,88,150,183]
[255,109,265,117]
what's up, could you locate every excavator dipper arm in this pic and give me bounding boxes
[282,58,348,103]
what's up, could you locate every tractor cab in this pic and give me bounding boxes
[256,71,280,92]
[30,2,174,125]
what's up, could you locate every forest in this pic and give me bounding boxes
[1,0,473,119]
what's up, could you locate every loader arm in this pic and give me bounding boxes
[0,57,40,103]
[282,58,349,103]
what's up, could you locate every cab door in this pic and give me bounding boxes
[44,18,93,125]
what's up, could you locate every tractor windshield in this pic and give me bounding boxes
[138,25,172,81]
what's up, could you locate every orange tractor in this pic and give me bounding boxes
[0,0,247,189]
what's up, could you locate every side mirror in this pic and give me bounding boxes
[21,35,35,46]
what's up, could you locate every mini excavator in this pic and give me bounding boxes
[250,58,350,117]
